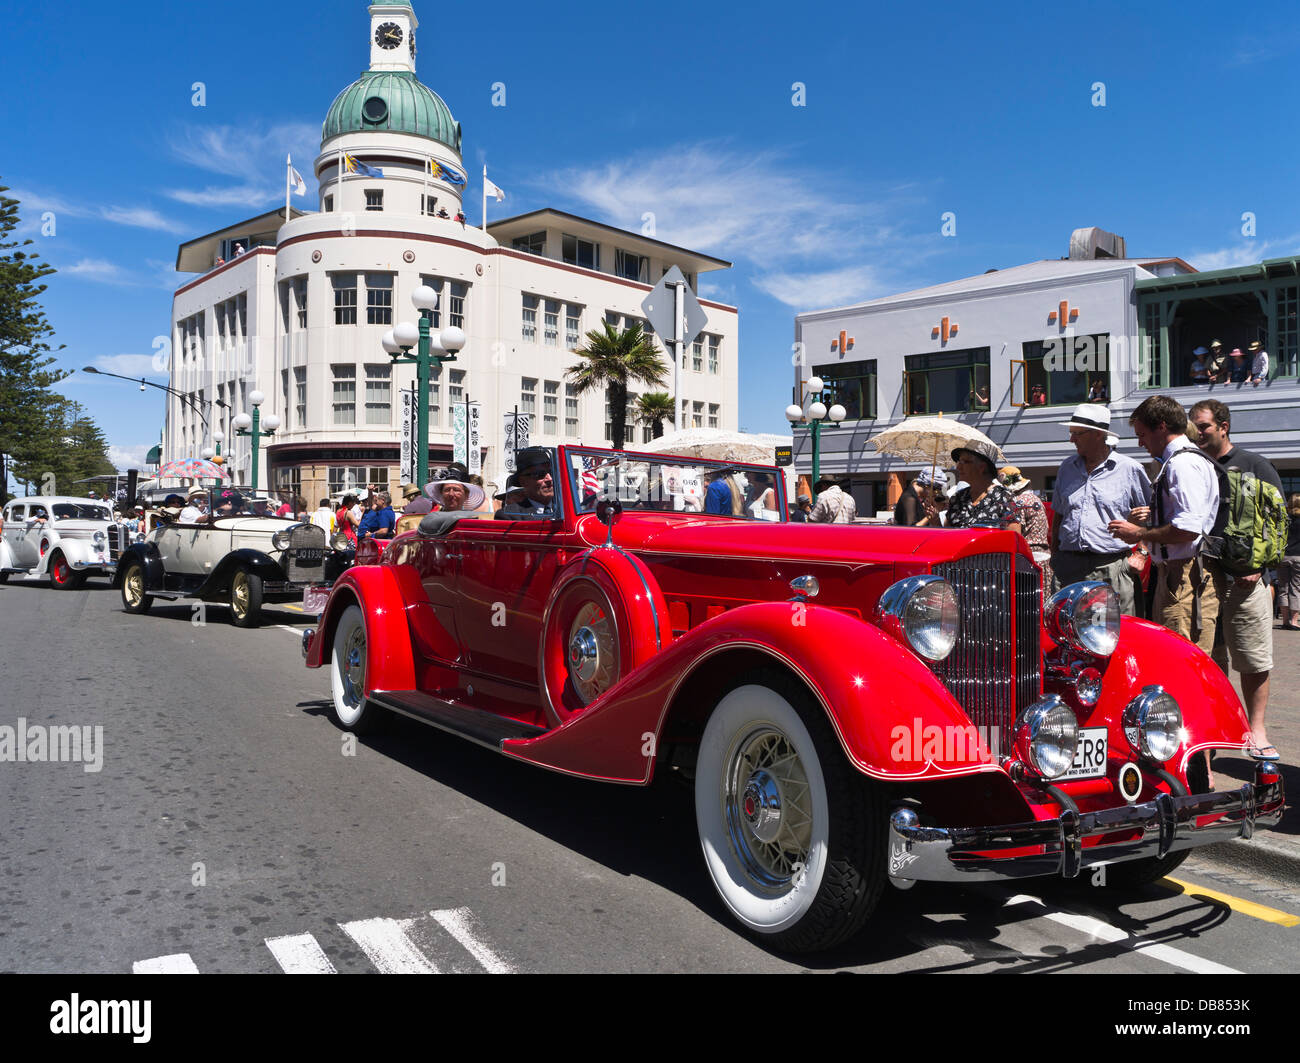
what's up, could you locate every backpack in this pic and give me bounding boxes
[1160,448,1286,574]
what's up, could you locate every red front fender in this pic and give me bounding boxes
[304,564,421,693]
[503,601,993,784]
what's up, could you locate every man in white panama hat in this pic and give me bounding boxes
[1049,403,1153,615]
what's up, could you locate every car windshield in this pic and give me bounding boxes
[53,503,112,521]
[566,448,786,521]
[207,489,250,518]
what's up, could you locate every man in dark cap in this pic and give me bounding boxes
[498,448,555,519]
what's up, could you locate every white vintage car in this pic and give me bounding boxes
[114,486,353,626]
[0,496,132,588]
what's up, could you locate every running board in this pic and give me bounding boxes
[368,690,547,750]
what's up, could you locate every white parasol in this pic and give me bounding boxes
[868,413,1004,480]
[639,428,798,502]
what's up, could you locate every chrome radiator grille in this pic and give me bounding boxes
[107,524,124,561]
[283,524,327,584]
[930,553,1042,751]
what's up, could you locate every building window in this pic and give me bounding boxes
[1140,303,1163,389]
[1276,285,1298,377]
[565,304,581,348]
[448,368,465,410]
[421,194,438,216]
[294,367,306,427]
[448,281,466,328]
[273,466,302,502]
[813,360,877,420]
[279,281,292,332]
[692,339,703,372]
[1019,335,1109,407]
[333,274,357,325]
[692,401,704,429]
[562,234,599,271]
[521,294,537,342]
[565,383,579,436]
[421,275,443,328]
[328,466,391,496]
[615,249,648,282]
[708,403,719,428]
[366,272,393,325]
[512,231,545,255]
[904,348,991,415]
[364,189,383,211]
[429,363,442,427]
[544,300,559,346]
[604,309,620,328]
[332,364,356,425]
[521,377,537,417]
[293,276,307,329]
[280,370,289,428]
[237,293,246,337]
[323,195,334,212]
[708,335,719,374]
[544,380,558,435]
[365,364,391,425]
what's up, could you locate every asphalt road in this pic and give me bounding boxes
[1,574,1297,975]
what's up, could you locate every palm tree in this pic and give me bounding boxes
[635,391,676,440]
[565,322,667,449]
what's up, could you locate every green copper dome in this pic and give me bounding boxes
[322,71,461,152]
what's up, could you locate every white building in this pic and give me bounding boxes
[166,0,738,502]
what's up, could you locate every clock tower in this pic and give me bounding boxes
[368,1,418,73]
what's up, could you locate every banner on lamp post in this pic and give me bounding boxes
[468,402,482,476]
[400,388,415,484]
[452,403,467,467]
[503,411,531,473]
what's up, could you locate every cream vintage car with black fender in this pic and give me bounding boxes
[0,496,132,588]
[113,487,353,627]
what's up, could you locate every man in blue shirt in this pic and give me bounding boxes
[1050,403,1153,615]
[704,471,734,515]
[357,491,396,539]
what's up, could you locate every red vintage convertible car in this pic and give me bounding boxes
[302,445,1284,953]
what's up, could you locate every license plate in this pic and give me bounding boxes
[296,549,323,563]
[302,586,330,614]
[1062,727,1108,780]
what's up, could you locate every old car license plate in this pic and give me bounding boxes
[302,586,330,614]
[1062,727,1108,780]
[297,548,323,563]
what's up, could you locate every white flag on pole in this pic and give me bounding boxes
[288,159,307,197]
[484,175,505,202]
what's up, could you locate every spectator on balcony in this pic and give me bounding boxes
[1228,348,1250,383]
[1029,384,1047,406]
[1207,340,1228,382]
[1088,378,1108,402]
[1190,347,1211,384]
[1247,341,1269,385]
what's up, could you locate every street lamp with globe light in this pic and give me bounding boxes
[386,285,467,486]
[233,390,279,493]
[785,375,846,500]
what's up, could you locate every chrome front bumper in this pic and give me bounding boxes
[888,763,1285,885]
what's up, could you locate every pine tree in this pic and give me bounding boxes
[0,182,68,503]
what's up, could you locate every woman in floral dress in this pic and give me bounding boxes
[1000,466,1052,586]
[941,441,1021,536]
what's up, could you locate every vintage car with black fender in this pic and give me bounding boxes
[115,487,352,626]
[301,445,1285,953]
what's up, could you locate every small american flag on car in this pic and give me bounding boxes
[580,456,600,497]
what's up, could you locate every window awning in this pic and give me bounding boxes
[146,444,162,465]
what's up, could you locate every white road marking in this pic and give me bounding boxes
[265,932,337,974]
[132,953,200,974]
[431,907,514,973]
[338,917,440,973]
[275,624,304,636]
[1005,894,1240,975]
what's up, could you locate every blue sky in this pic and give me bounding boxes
[4,0,1300,473]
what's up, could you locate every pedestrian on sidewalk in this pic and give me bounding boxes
[1049,403,1152,616]
[1191,398,1284,760]
[1278,495,1300,631]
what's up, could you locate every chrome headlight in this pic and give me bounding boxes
[1015,695,1079,779]
[92,531,107,545]
[1123,685,1183,762]
[331,531,351,551]
[1046,581,1120,657]
[271,529,293,551]
[877,575,959,662]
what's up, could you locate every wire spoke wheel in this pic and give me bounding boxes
[566,600,617,704]
[724,726,814,889]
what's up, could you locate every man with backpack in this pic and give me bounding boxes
[1189,399,1285,760]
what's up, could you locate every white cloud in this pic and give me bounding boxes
[100,205,187,234]
[165,121,319,208]
[751,264,885,309]
[107,444,152,472]
[537,141,936,311]
[8,187,185,234]
[1187,234,1300,272]
[63,258,130,283]
[93,354,169,379]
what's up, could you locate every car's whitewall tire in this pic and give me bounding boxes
[329,604,382,735]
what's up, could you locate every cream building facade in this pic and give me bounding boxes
[166,0,738,503]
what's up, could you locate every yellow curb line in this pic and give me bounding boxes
[1163,876,1300,927]
[282,603,304,612]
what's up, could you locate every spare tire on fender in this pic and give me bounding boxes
[539,549,671,727]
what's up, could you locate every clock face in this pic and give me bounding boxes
[374,22,403,49]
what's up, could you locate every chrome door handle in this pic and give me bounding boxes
[445,552,464,560]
